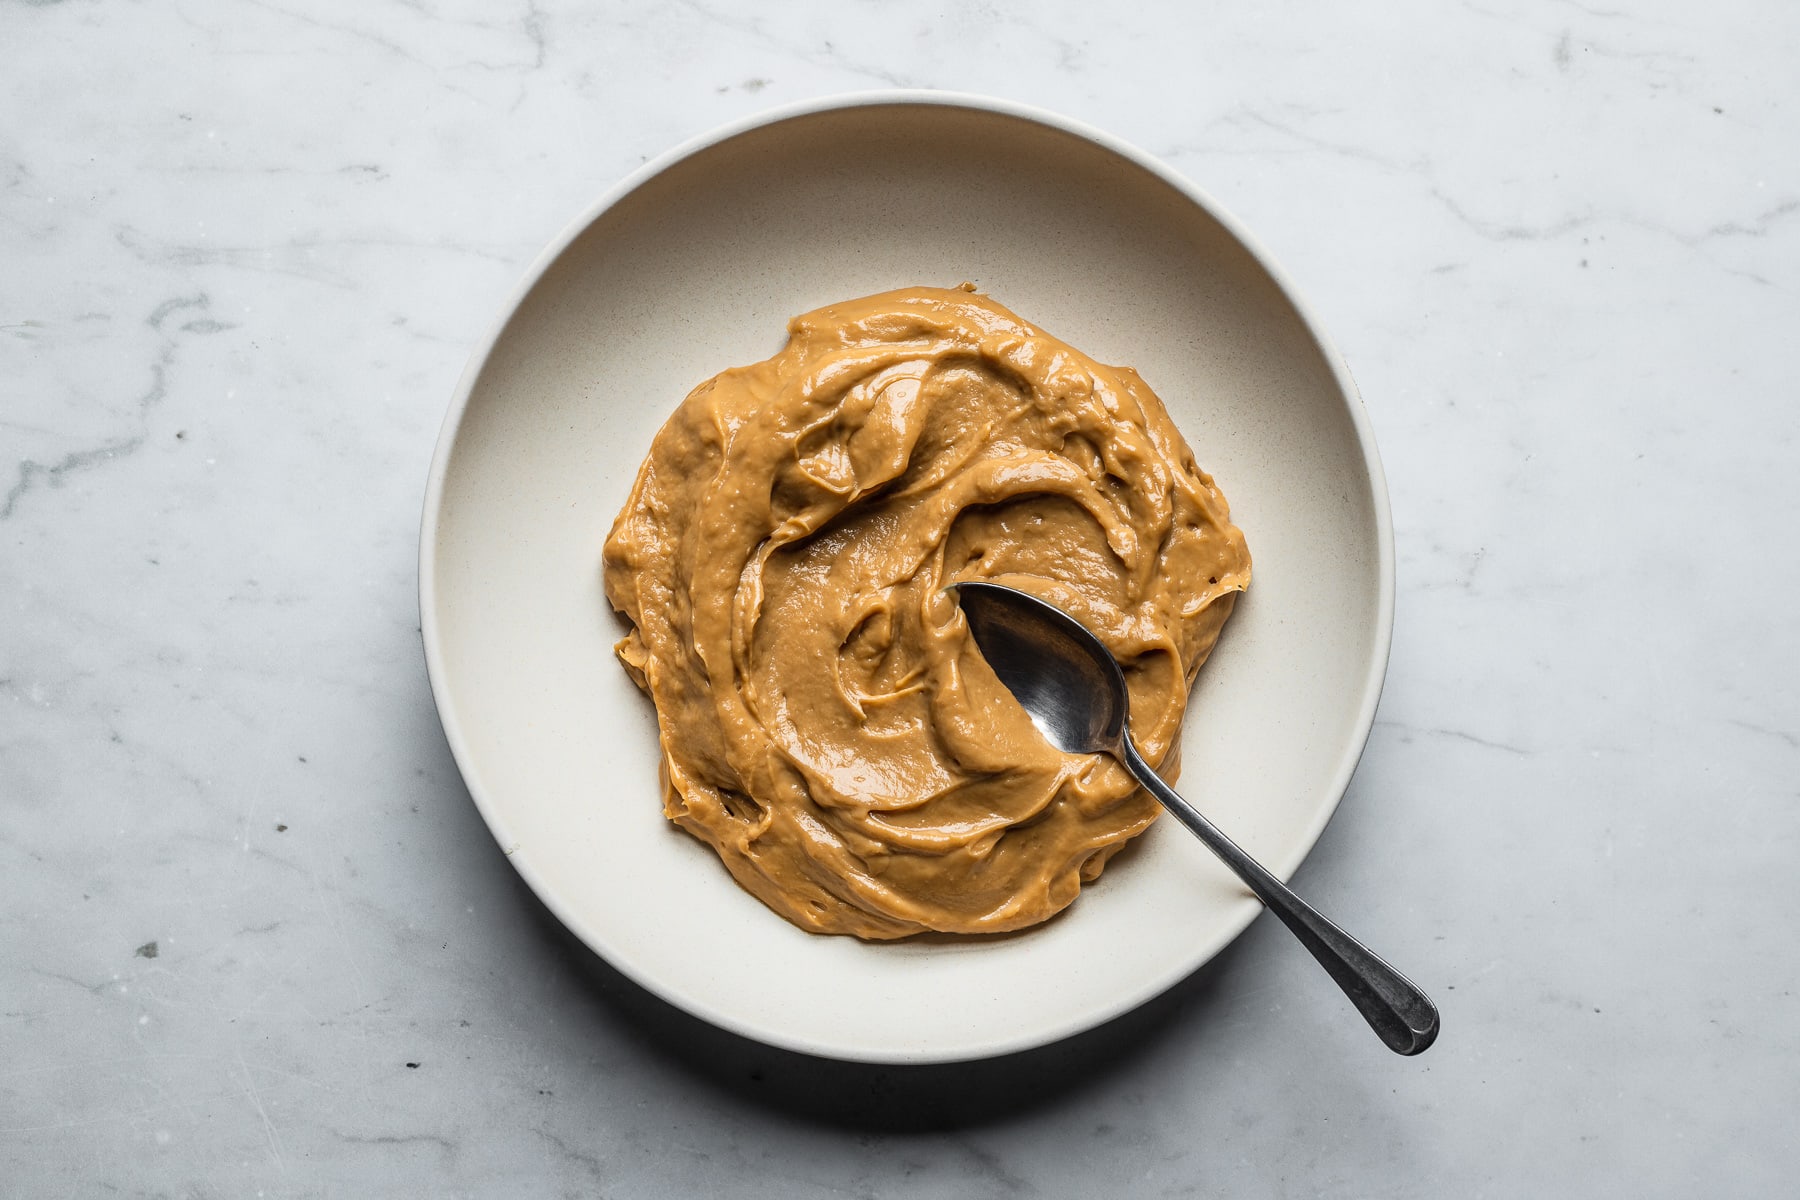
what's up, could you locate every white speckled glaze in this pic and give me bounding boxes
[422,93,1392,1063]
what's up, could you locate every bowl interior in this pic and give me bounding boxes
[427,98,1387,1063]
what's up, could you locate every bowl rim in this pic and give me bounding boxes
[418,89,1395,1064]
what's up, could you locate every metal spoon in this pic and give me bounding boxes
[952,581,1439,1056]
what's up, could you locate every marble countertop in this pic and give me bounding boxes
[5,2,1797,1195]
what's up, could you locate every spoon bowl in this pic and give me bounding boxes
[953,580,1439,1056]
[953,582,1128,755]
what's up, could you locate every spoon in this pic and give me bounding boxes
[952,581,1439,1056]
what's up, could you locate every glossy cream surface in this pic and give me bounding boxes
[603,286,1249,938]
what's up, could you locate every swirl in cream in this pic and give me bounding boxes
[602,286,1249,938]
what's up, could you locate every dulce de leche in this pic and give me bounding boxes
[602,286,1249,939]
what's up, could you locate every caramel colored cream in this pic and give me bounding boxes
[602,286,1249,939]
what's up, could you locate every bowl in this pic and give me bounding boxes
[421,92,1392,1064]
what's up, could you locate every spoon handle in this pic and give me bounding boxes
[1119,738,1440,1056]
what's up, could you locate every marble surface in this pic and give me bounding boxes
[4,1,1797,1195]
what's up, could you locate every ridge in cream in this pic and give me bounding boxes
[602,286,1249,939]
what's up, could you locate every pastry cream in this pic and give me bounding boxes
[602,286,1249,939]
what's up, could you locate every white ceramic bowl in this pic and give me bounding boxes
[421,92,1392,1064]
